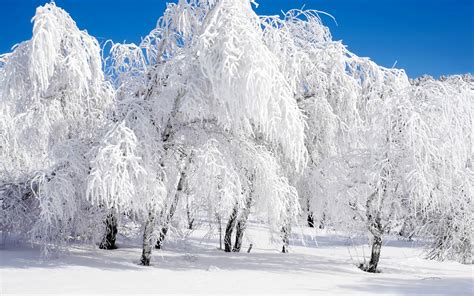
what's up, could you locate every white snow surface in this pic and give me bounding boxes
[1,223,472,295]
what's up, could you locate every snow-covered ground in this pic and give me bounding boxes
[1,223,472,295]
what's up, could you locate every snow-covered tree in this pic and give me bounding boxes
[409,75,473,264]
[99,0,307,264]
[259,7,467,271]
[0,3,114,251]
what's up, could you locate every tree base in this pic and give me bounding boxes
[140,257,151,266]
[224,243,232,252]
[358,263,381,273]
[99,243,118,250]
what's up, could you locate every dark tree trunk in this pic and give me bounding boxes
[233,195,252,252]
[99,212,118,250]
[362,191,384,273]
[306,197,314,228]
[233,219,246,252]
[281,200,293,253]
[281,225,290,253]
[155,227,168,250]
[365,235,382,272]
[186,196,194,230]
[247,243,253,253]
[319,212,326,229]
[307,213,315,228]
[140,215,155,266]
[155,169,186,249]
[224,205,238,252]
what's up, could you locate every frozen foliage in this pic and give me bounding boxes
[409,75,473,264]
[87,122,166,217]
[258,6,472,267]
[100,0,307,263]
[0,3,113,251]
[0,0,472,268]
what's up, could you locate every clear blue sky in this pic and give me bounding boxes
[0,0,472,78]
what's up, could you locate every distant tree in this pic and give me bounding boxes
[409,75,473,264]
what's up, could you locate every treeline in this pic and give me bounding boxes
[0,1,472,271]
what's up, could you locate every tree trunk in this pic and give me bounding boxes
[247,244,253,253]
[398,216,414,240]
[99,211,118,250]
[306,197,314,228]
[319,212,326,229]
[461,233,472,264]
[186,196,194,230]
[307,213,315,228]
[281,200,293,253]
[155,227,168,250]
[233,219,246,252]
[281,225,290,253]
[140,215,155,266]
[224,205,238,252]
[155,168,186,249]
[363,191,384,273]
[362,137,391,272]
[306,198,314,228]
[365,235,382,272]
[233,195,252,252]
[216,214,222,250]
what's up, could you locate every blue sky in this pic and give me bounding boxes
[0,0,472,78]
